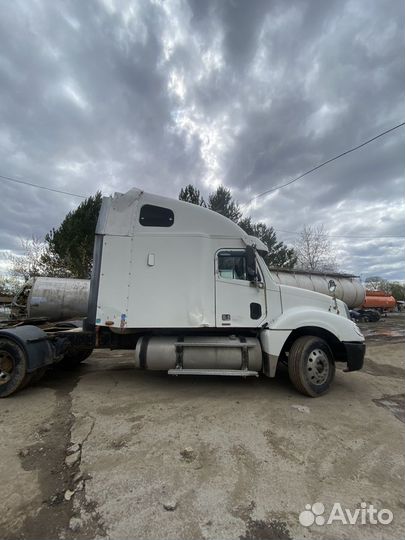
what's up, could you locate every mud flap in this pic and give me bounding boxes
[260,328,291,378]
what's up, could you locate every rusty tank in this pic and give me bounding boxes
[362,291,396,311]
[11,277,90,321]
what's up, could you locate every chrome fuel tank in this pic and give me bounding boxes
[134,336,262,371]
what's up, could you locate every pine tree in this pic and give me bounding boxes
[41,192,102,278]
[208,186,242,222]
[179,184,206,206]
[238,217,296,268]
[179,184,296,268]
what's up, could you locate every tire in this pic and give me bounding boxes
[288,336,335,397]
[0,338,29,398]
[19,372,34,390]
[30,366,47,384]
[58,348,93,369]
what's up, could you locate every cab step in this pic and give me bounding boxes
[168,368,259,377]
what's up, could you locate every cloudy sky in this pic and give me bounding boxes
[0,0,404,280]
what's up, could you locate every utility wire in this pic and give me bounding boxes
[246,121,405,205]
[0,173,86,198]
[1,174,402,240]
[1,122,404,241]
[1,122,403,204]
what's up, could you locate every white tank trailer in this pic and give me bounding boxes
[270,269,365,309]
[11,277,90,321]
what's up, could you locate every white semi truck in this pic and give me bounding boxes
[0,188,365,398]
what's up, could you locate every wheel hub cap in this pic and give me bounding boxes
[0,351,14,385]
[306,348,329,385]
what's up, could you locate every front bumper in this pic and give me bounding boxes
[342,341,366,372]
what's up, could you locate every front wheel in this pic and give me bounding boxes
[288,336,335,397]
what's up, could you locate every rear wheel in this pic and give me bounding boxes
[0,339,29,398]
[288,336,335,397]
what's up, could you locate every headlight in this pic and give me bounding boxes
[353,323,364,337]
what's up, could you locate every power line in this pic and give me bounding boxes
[0,171,403,244]
[1,122,403,204]
[246,121,405,205]
[276,228,405,239]
[0,173,86,198]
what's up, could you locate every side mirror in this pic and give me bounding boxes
[246,245,258,282]
[328,279,339,313]
[328,279,337,294]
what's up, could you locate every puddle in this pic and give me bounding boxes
[362,329,405,338]
[373,394,405,423]
[363,358,405,378]
[240,519,292,540]
[359,313,405,340]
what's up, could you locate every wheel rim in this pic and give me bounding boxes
[0,350,14,385]
[306,348,330,385]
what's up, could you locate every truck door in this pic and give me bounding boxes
[215,249,266,327]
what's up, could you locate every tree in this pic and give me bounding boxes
[41,192,102,279]
[389,282,405,301]
[179,184,206,206]
[364,276,390,293]
[208,185,242,222]
[7,237,47,281]
[364,277,405,301]
[294,225,338,272]
[238,217,296,268]
[179,184,296,268]
[0,275,21,296]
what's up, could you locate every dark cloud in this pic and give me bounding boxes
[0,0,403,279]
[217,0,271,69]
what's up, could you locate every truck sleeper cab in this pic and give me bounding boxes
[0,188,365,398]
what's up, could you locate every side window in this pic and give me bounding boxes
[139,204,174,227]
[218,251,248,280]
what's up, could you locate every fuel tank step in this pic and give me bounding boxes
[168,368,259,377]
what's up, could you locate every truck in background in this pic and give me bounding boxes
[349,290,397,323]
[362,290,396,312]
[0,188,365,399]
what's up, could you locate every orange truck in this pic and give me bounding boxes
[362,290,396,312]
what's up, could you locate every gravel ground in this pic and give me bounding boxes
[0,313,404,540]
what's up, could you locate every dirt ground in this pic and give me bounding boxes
[0,313,404,540]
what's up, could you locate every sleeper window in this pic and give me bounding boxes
[139,204,174,227]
